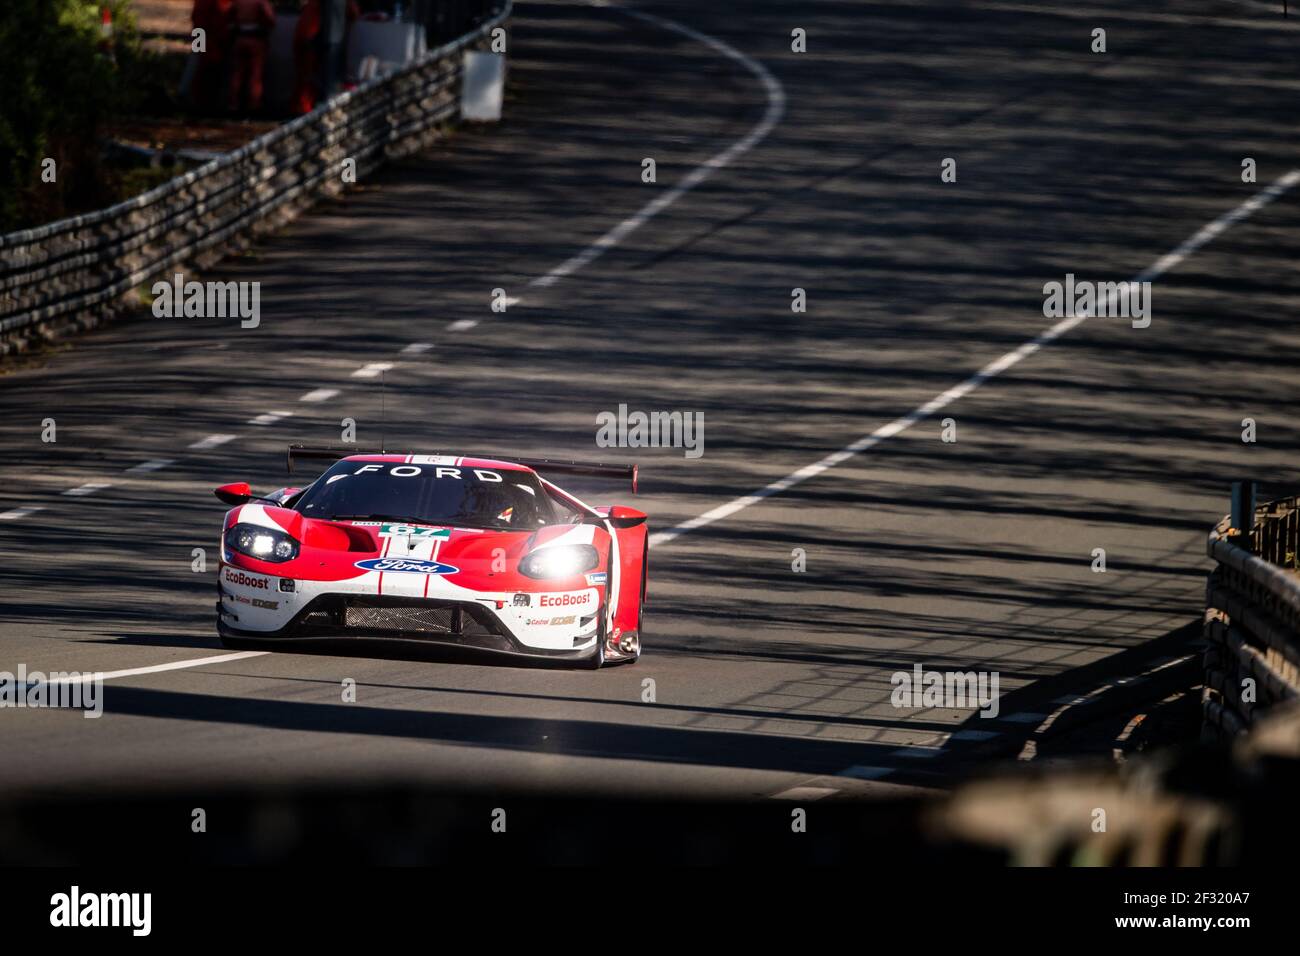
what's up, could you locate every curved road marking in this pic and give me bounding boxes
[649,169,1300,547]
[527,2,787,290]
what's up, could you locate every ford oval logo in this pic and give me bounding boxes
[355,558,460,575]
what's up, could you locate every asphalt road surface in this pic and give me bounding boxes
[2,0,1300,806]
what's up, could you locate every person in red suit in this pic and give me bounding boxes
[293,0,359,115]
[190,0,233,113]
[228,0,277,114]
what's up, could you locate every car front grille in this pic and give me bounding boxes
[287,595,510,647]
[344,604,455,634]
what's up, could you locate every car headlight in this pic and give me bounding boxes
[226,522,299,563]
[518,544,599,579]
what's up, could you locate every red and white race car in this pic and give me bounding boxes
[213,446,647,667]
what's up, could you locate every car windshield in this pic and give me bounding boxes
[293,460,556,531]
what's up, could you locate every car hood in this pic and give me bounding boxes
[224,503,607,587]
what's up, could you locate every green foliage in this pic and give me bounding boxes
[0,1,146,233]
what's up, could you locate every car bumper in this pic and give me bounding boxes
[217,587,602,660]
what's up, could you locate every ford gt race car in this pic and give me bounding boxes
[213,446,648,667]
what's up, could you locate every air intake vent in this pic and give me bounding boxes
[344,605,455,634]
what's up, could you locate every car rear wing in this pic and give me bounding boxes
[286,444,638,493]
[285,445,358,475]
[512,457,639,494]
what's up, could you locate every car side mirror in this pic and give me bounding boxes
[606,505,648,528]
[214,482,253,505]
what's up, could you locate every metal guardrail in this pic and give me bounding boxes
[1203,494,1300,737]
[0,2,510,351]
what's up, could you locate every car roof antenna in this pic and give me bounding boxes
[380,370,386,454]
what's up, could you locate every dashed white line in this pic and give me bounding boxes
[42,651,269,685]
[63,483,113,497]
[299,388,340,402]
[188,434,236,451]
[125,459,175,474]
[529,4,786,290]
[352,362,395,379]
[249,410,295,426]
[402,342,434,354]
[648,169,1300,548]
[0,506,44,521]
[447,320,478,332]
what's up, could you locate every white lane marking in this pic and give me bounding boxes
[63,483,113,497]
[249,410,294,426]
[648,169,1300,547]
[402,342,434,354]
[530,5,786,290]
[837,766,894,780]
[770,785,839,801]
[125,459,175,474]
[41,651,268,685]
[0,506,44,521]
[189,434,235,451]
[300,388,340,402]
[447,319,478,332]
[352,362,395,379]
